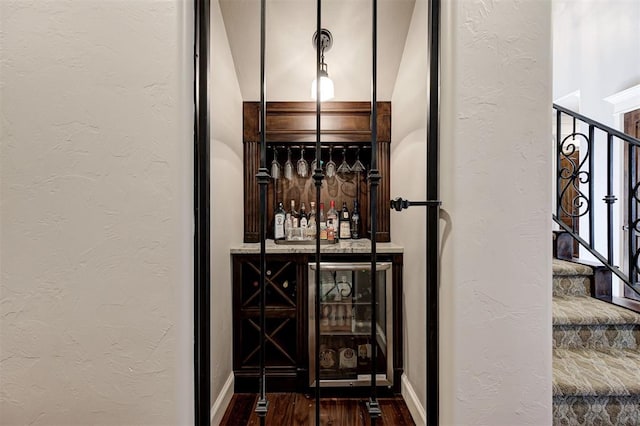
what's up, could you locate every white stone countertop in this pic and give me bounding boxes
[230,239,403,254]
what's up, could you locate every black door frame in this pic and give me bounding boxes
[192,0,441,424]
[194,0,211,425]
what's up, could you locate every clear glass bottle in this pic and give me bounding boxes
[327,200,338,241]
[285,213,292,240]
[319,202,327,240]
[307,201,317,238]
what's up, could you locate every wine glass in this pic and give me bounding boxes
[337,148,351,174]
[351,148,365,173]
[284,147,294,181]
[271,147,281,179]
[297,147,309,178]
[325,147,336,178]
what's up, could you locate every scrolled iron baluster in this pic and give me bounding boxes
[557,132,592,220]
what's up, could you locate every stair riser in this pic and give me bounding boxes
[553,395,640,426]
[553,275,591,297]
[553,326,640,350]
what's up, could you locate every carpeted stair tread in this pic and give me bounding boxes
[553,259,594,276]
[553,296,640,326]
[553,348,640,397]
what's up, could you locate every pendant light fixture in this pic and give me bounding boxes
[311,28,334,101]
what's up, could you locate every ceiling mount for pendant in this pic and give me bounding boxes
[312,28,333,52]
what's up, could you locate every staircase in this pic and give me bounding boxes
[552,258,640,425]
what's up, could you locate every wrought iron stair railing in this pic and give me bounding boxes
[554,103,640,299]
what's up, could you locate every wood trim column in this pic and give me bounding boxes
[376,140,391,242]
[244,103,261,243]
[244,141,260,243]
[376,102,391,242]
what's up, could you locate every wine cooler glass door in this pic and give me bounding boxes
[308,262,393,387]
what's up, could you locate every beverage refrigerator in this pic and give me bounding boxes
[308,262,393,387]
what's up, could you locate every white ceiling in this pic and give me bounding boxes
[219,0,416,101]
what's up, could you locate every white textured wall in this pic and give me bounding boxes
[0,1,194,425]
[553,0,640,124]
[210,0,244,412]
[390,0,428,415]
[439,0,552,425]
[553,0,640,271]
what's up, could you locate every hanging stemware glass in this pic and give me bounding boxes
[351,148,365,173]
[297,147,309,178]
[311,148,319,174]
[271,147,281,179]
[325,146,336,178]
[284,147,294,181]
[336,148,351,174]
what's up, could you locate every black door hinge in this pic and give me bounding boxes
[390,197,442,212]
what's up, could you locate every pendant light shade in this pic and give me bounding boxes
[311,69,334,101]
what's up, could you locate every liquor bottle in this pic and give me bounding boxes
[339,201,351,240]
[289,200,299,228]
[299,202,308,229]
[319,202,327,240]
[351,199,360,240]
[274,201,286,241]
[307,201,317,238]
[327,224,335,242]
[284,212,292,239]
[327,200,338,241]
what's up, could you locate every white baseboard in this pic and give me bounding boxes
[210,373,234,426]
[401,373,426,426]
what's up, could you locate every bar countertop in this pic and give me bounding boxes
[230,239,404,254]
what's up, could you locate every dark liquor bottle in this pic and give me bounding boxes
[289,199,299,228]
[351,199,360,239]
[339,201,351,240]
[274,201,286,241]
[299,202,308,228]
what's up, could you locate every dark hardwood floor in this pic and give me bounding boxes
[219,393,416,426]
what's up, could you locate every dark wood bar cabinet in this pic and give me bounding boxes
[231,251,403,394]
